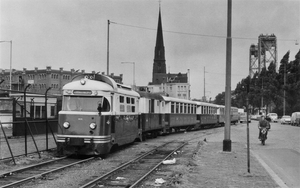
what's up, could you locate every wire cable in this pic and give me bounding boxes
[111,21,298,42]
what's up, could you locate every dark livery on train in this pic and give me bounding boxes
[57,74,239,155]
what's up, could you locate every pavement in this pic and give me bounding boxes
[191,139,289,188]
[185,121,296,188]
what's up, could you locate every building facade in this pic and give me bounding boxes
[0,67,123,95]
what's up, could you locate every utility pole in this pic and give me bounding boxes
[246,80,250,173]
[204,66,206,101]
[283,62,286,115]
[223,0,232,152]
[107,20,110,75]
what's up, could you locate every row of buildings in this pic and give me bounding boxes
[0,7,191,100]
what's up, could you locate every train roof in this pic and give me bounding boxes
[137,91,165,101]
[63,74,139,97]
[162,96,197,104]
[72,74,118,89]
[195,101,218,107]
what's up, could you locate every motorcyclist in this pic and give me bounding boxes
[258,115,270,140]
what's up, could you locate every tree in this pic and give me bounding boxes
[214,50,300,115]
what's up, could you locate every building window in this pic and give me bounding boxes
[51,106,55,117]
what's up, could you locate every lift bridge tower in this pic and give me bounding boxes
[249,34,277,77]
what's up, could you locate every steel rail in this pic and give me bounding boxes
[0,156,68,178]
[0,157,94,188]
[79,141,175,188]
[129,141,187,188]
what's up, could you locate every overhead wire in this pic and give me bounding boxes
[111,21,298,42]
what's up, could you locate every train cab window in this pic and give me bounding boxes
[131,98,135,104]
[101,97,110,112]
[63,96,110,112]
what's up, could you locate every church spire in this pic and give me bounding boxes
[152,7,166,84]
[155,8,164,54]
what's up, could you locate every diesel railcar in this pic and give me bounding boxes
[57,74,141,155]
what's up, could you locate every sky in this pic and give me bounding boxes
[1,0,299,100]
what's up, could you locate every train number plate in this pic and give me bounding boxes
[69,138,84,146]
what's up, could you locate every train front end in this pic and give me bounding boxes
[57,75,113,155]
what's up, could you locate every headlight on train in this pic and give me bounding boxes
[80,79,86,85]
[63,122,70,129]
[89,123,97,130]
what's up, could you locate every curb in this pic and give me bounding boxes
[250,149,288,188]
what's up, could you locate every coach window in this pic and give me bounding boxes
[180,103,183,113]
[126,97,130,104]
[184,104,187,113]
[171,102,175,113]
[131,97,135,112]
[120,96,124,103]
[194,106,197,114]
[191,104,194,114]
[176,103,179,113]
[35,106,41,118]
[119,96,125,112]
[131,105,135,112]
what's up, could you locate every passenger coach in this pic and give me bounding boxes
[162,96,198,132]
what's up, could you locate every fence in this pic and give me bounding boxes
[0,88,60,163]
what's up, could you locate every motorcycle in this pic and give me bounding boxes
[260,127,268,145]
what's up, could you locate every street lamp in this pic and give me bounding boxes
[121,62,135,86]
[0,40,12,91]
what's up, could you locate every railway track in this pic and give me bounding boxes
[0,156,94,188]
[79,141,187,188]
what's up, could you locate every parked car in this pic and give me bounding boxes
[239,113,251,123]
[280,115,291,124]
[267,113,278,122]
[291,112,300,126]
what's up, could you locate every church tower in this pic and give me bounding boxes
[152,8,166,84]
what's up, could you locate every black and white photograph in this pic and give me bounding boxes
[0,0,299,187]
